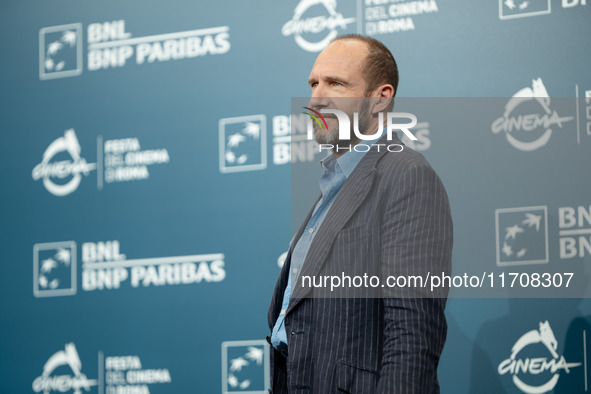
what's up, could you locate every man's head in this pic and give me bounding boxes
[307,34,398,149]
[333,34,399,100]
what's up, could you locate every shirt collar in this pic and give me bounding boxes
[321,132,383,178]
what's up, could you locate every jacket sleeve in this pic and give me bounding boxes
[376,161,453,393]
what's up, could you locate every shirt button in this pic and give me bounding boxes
[308,228,314,234]
[293,268,298,274]
[281,309,286,315]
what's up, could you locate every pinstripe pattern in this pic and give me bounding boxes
[268,135,453,393]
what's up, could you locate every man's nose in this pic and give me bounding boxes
[309,90,330,109]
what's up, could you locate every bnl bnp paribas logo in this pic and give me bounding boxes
[39,20,230,80]
[496,206,549,266]
[282,0,356,52]
[499,0,587,19]
[219,113,322,173]
[221,340,270,394]
[34,241,77,297]
[499,0,551,19]
[33,239,225,297]
[219,111,430,173]
[498,321,583,393]
[496,204,591,266]
[492,78,573,151]
[219,115,267,173]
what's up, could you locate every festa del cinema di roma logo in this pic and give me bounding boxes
[497,321,581,393]
[33,343,97,394]
[31,129,96,197]
[32,129,171,196]
[491,77,573,151]
[282,0,355,52]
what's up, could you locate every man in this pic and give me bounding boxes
[268,34,453,393]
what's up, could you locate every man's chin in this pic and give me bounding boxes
[313,131,338,145]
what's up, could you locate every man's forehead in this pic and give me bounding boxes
[325,38,369,55]
[309,40,368,77]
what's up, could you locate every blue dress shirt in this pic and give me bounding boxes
[271,142,376,354]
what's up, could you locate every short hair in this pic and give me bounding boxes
[331,34,399,106]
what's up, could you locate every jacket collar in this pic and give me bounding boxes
[287,134,400,312]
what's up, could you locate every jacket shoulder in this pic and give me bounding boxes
[375,144,435,177]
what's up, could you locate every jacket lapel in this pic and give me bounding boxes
[287,140,390,312]
[269,194,321,323]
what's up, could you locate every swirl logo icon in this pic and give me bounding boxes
[219,115,267,173]
[34,241,77,298]
[39,24,83,80]
[499,0,551,19]
[495,206,549,266]
[222,340,270,393]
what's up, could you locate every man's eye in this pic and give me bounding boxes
[311,83,318,88]
[332,82,342,87]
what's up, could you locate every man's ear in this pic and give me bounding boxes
[370,84,394,114]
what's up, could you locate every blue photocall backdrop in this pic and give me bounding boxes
[1,1,590,393]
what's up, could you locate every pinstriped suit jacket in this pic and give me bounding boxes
[268,135,453,393]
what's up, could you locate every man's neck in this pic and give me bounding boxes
[332,121,385,158]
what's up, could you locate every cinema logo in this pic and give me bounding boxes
[498,321,581,393]
[33,345,173,394]
[40,20,230,79]
[303,107,418,153]
[32,343,97,394]
[492,78,573,151]
[32,130,170,196]
[282,0,355,52]
[32,129,96,197]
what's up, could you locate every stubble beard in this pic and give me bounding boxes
[312,101,372,148]
[313,119,339,145]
